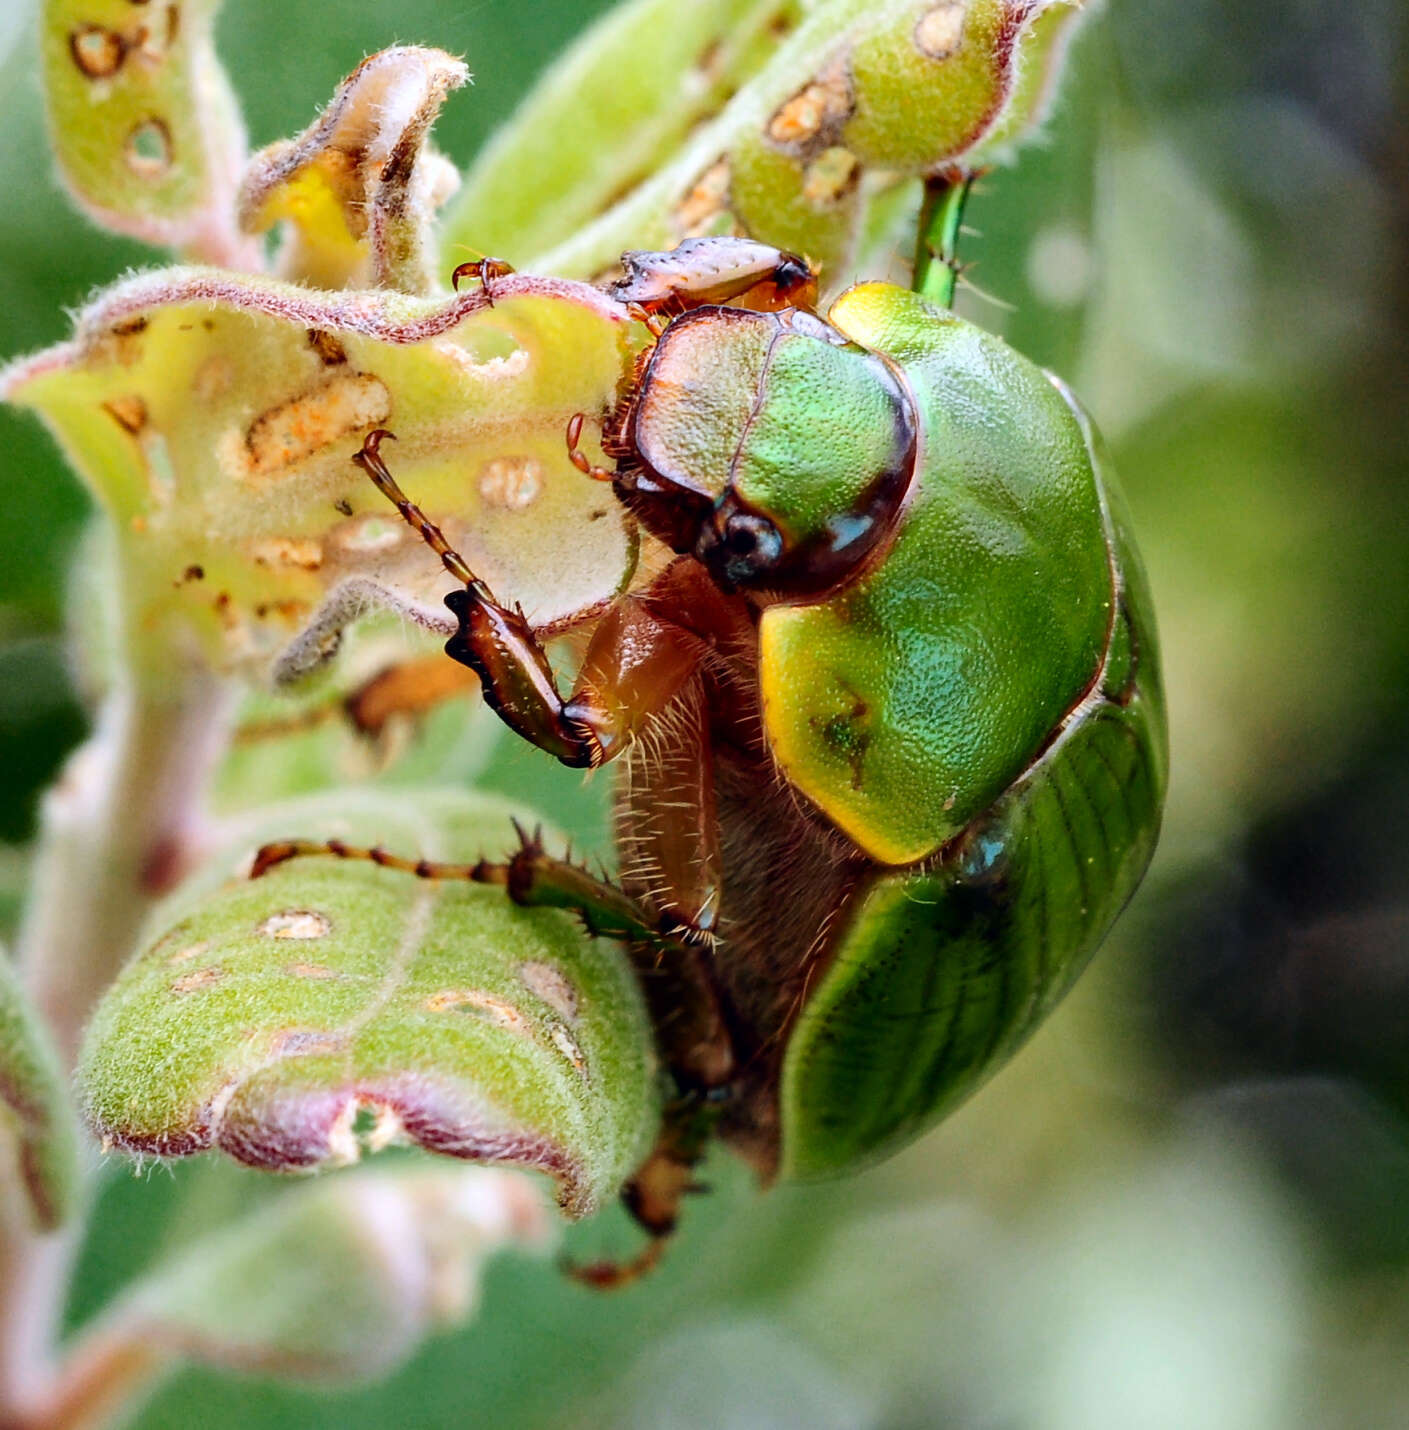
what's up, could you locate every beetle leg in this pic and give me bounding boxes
[251,821,736,1088]
[450,255,514,304]
[353,428,611,766]
[564,413,616,482]
[616,674,725,942]
[564,1092,718,1290]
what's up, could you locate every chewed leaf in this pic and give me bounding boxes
[495,0,1087,284]
[0,951,81,1230]
[1,271,635,683]
[445,0,790,267]
[79,790,659,1218]
[40,0,257,266]
[122,1165,552,1382]
[240,47,468,294]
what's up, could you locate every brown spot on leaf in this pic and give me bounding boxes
[306,329,348,366]
[766,58,853,150]
[802,146,860,206]
[102,394,147,434]
[672,159,731,239]
[171,967,221,994]
[243,373,391,478]
[478,455,543,511]
[257,909,331,940]
[192,354,233,401]
[251,537,324,570]
[426,989,531,1034]
[168,940,210,965]
[519,960,579,1022]
[286,962,338,980]
[125,119,173,179]
[70,26,126,78]
[915,2,965,59]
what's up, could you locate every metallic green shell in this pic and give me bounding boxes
[759,285,1111,865]
[778,365,1167,1180]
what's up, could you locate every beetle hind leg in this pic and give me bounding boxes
[563,1093,718,1291]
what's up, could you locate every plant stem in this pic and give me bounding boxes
[1,630,233,1426]
[15,672,235,1066]
[912,167,980,309]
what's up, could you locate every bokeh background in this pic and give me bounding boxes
[2,1,1407,1426]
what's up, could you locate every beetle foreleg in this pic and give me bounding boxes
[352,428,605,766]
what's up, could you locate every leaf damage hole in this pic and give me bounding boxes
[257,909,331,940]
[518,960,579,1022]
[672,158,731,240]
[102,394,147,434]
[766,58,853,150]
[478,456,543,511]
[307,329,348,366]
[171,967,222,994]
[335,514,404,554]
[242,373,391,477]
[286,962,338,980]
[802,147,860,207]
[915,2,966,60]
[426,988,531,1034]
[70,26,126,79]
[125,119,173,179]
[251,537,325,570]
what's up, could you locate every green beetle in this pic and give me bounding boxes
[257,236,1166,1282]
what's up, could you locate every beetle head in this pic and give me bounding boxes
[618,306,916,597]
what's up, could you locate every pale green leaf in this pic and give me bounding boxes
[0,272,636,685]
[119,1164,552,1383]
[79,790,659,1218]
[0,949,81,1230]
[476,0,1087,285]
[40,0,257,265]
[443,0,797,267]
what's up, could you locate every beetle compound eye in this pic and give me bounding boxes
[696,510,784,590]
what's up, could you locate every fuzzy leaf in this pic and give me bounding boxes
[0,950,81,1230]
[444,0,794,267]
[79,790,659,1218]
[120,1165,552,1382]
[0,271,635,685]
[240,47,469,294]
[473,0,1086,284]
[40,0,258,266]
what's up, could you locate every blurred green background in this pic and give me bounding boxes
[3,1,1408,1426]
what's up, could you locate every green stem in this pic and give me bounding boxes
[912,168,979,309]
